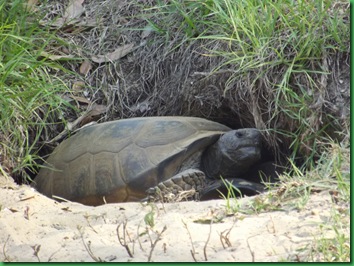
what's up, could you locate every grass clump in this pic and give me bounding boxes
[146,0,349,167]
[0,0,74,182]
[276,137,349,204]
[265,138,349,262]
[222,137,350,262]
[309,207,350,262]
[216,133,349,262]
[218,178,242,214]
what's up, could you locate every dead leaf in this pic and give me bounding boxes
[87,104,107,117]
[118,17,129,24]
[45,103,106,144]
[40,51,74,61]
[41,17,66,28]
[39,17,100,31]
[130,100,151,113]
[63,0,85,21]
[72,81,86,92]
[79,60,92,75]
[70,95,91,105]
[61,207,72,212]
[79,104,107,126]
[141,27,152,39]
[24,206,30,220]
[91,44,134,63]
[23,0,39,12]
[75,18,102,28]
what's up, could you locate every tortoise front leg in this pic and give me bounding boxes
[145,169,207,202]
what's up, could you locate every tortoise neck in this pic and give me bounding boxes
[201,133,261,180]
[201,141,241,179]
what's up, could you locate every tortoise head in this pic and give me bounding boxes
[201,128,262,179]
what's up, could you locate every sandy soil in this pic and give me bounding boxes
[0,175,340,262]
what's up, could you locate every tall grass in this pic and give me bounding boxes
[0,0,73,181]
[146,0,349,167]
[145,3,349,260]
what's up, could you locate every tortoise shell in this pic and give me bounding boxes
[33,117,232,205]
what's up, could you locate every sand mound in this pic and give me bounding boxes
[0,175,339,262]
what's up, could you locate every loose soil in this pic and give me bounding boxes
[0,175,347,262]
[0,1,349,262]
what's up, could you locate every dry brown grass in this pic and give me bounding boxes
[34,0,349,167]
[1,0,347,183]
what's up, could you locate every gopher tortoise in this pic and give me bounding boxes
[33,116,265,206]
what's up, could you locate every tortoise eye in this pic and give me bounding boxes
[235,131,244,138]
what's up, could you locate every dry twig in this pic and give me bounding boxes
[116,220,134,258]
[220,219,237,248]
[84,214,98,233]
[136,222,145,252]
[203,221,212,261]
[147,225,167,262]
[78,226,103,262]
[2,235,12,262]
[31,244,41,262]
[246,236,256,262]
[182,220,197,262]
